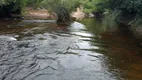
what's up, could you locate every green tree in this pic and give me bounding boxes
[0,0,28,19]
[42,0,81,24]
[0,0,45,19]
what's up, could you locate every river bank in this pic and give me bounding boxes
[117,16,142,42]
[24,7,86,20]
[24,7,56,20]
[1,7,142,43]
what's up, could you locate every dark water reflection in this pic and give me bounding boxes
[0,19,142,80]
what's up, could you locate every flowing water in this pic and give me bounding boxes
[0,18,142,80]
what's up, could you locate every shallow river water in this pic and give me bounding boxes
[0,18,142,80]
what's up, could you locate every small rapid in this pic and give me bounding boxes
[0,19,142,80]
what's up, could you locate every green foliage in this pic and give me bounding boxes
[103,0,142,15]
[41,0,82,23]
[83,1,95,13]
[0,0,15,5]
[0,0,28,13]
[80,0,108,13]
[42,0,81,12]
[0,0,46,16]
[81,0,142,16]
[103,0,142,27]
[27,0,44,8]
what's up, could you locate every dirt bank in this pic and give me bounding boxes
[24,7,56,20]
[24,7,86,20]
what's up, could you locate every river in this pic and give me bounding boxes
[0,18,142,80]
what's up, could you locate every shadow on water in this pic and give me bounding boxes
[0,19,142,80]
[80,18,142,80]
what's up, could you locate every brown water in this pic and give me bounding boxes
[0,18,142,80]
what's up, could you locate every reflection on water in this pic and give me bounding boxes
[79,18,118,35]
[0,19,142,80]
